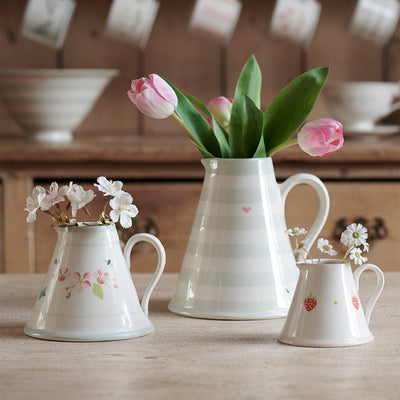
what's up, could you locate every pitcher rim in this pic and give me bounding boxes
[297,258,351,268]
[54,222,117,232]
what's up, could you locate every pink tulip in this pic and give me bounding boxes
[298,118,343,157]
[128,74,178,119]
[207,96,233,129]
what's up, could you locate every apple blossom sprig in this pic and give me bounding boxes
[285,223,369,265]
[128,55,343,159]
[24,177,138,229]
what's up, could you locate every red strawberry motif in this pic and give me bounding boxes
[352,295,360,310]
[304,292,317,311]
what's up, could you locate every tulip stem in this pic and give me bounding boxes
[266,138,298,157]
[172,112,213,156]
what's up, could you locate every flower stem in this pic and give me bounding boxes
[266,138,298,157]
[172,112,214,157]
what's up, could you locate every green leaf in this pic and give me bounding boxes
[262,67,329,152]
[92,283,104,300]
[164,79,221,158]
[242,95,264,157]
[230,55,262,158]
[211,116,230,158]
[184,93,211,118]
[253,134,267,158]
[233,55,262,108]
[229,94,263,158]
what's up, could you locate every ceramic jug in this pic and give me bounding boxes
[168,158,329,320]
[279,260,385,347]
[24,224,166,341]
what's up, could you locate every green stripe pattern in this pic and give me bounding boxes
[169,158,299,319]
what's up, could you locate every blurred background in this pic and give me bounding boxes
[0,0,399,274]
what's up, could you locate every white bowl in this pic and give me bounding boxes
[323,81,400,131]
[0,69,118,143]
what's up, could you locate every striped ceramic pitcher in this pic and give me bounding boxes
[168,157,329,320]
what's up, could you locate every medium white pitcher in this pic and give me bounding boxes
[168,158,329,320]
[279,260,385,347]
[25,224,166,341]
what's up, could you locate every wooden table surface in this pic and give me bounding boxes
[1,272,399,400]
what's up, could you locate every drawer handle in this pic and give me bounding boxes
[334,217,388,244]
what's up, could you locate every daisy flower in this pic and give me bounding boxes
[350,247,368,266]
[293,239,310,254]
[285,227,308,237]
[340,223,368,247]
[317,238,337,256]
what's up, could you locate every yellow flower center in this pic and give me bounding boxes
[353,232,360,239]
[323,245,330,251]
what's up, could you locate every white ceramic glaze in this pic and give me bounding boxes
[0,69,118,143]
[279,259,385,347]
[168,158,329,320]
[323,81,400,131]
[349,0,400,45]
[270,0,321,47]
[24,224,166,341]
[105,0,160,49]
[21,0,76,48]
[189,0,242,45]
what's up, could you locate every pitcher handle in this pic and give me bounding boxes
[123,233,166,316]
[280,173,330,262]
[353,263,385,325]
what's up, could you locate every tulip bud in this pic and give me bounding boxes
[298,118,343,157]
[128,74,178,119]
[207,96,233,130]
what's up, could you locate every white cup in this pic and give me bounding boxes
[20,0,76,49]
[105,0,159,49]
[349,0,400,45]
[270,0,321,47]
[189,0,242,45]
[323,81,400,131]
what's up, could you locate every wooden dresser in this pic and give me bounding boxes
[0,134,399,273]
[1,0,399,272]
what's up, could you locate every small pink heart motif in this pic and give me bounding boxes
[242,206,251,213]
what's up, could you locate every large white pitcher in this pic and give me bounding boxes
[168,158,329,320]
[25,224,166,341]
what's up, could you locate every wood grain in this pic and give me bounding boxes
[0,272,399,400]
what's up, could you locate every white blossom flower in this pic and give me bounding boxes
[110,193,138,228]
[317,238,337,256]
[40,182,68,211]
[24,186,46,223]
[66,183,96,217]
[340,223,368,247]
[285,227,308,237]
[94,176,124,197]
[350,247,368,265]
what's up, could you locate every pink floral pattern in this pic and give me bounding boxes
[62,261,118,299]
[58,268,70,282]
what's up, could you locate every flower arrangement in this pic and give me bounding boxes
[286,223,370,265]
[24,177,138,228]
[127,55,343,158]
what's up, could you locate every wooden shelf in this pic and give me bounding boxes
[1,133,399,180]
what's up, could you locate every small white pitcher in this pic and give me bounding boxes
[279,259,385,347]
[24,224,166,341]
